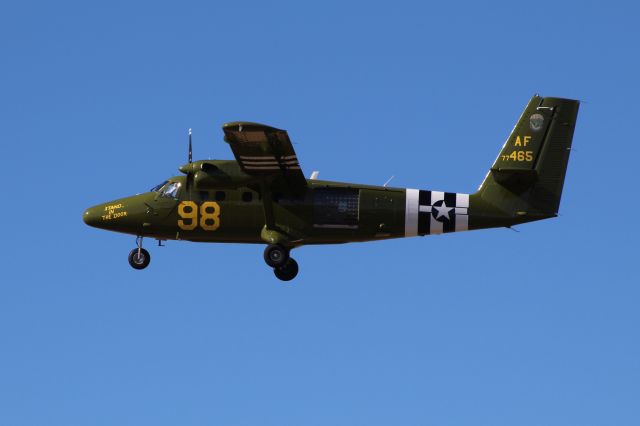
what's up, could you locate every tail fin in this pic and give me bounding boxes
[476,95,580,222]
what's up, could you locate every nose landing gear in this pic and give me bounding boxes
[264,244,299,281]
[128,236,151,270]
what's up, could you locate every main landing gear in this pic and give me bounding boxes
[128,236,151,270]
[264,244,299,281]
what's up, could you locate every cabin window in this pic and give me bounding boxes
[160,182,181,199]
[313,188,359,228]
[215,191,226,201]
[242,191,253,202]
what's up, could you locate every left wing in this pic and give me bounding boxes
[222,122,307,194]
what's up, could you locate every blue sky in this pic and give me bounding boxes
[1,1,639,425]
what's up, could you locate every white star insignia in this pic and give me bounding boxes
[433,202,453,221]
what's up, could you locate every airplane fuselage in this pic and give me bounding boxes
[83,165,534,246]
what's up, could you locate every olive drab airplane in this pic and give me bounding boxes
[83,95,579,281]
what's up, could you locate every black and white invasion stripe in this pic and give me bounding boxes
[405,189,469,236]
[239,155,301,171]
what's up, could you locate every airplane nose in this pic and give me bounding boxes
[83,206,101,227]
[82,196,147,233]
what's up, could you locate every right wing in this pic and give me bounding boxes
[222,122,307,194]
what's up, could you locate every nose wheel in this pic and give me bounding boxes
[264,244,299,281]
[128,236,151,270]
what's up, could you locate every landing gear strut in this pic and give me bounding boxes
[264,244,299,281]
[128,236,151,270]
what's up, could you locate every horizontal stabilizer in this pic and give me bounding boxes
[490,168,538,193]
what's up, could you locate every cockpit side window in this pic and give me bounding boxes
[160,182,181,199]
[150,181,168,192]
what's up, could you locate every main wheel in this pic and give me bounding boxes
[274,258,299,281]
[128,248,151,270]
[264,244,289,267]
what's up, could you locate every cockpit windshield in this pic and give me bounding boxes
[159,182,181,198]
[150,181,168,192]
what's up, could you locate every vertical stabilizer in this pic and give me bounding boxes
[475,95,580,221]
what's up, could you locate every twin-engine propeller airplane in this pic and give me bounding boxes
[84,95,579,281]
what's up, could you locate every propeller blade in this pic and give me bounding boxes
[188,128,193,163]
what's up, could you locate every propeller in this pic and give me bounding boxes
[188,128,193,163]
[185,128,194,193]
[179,127,219,194]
